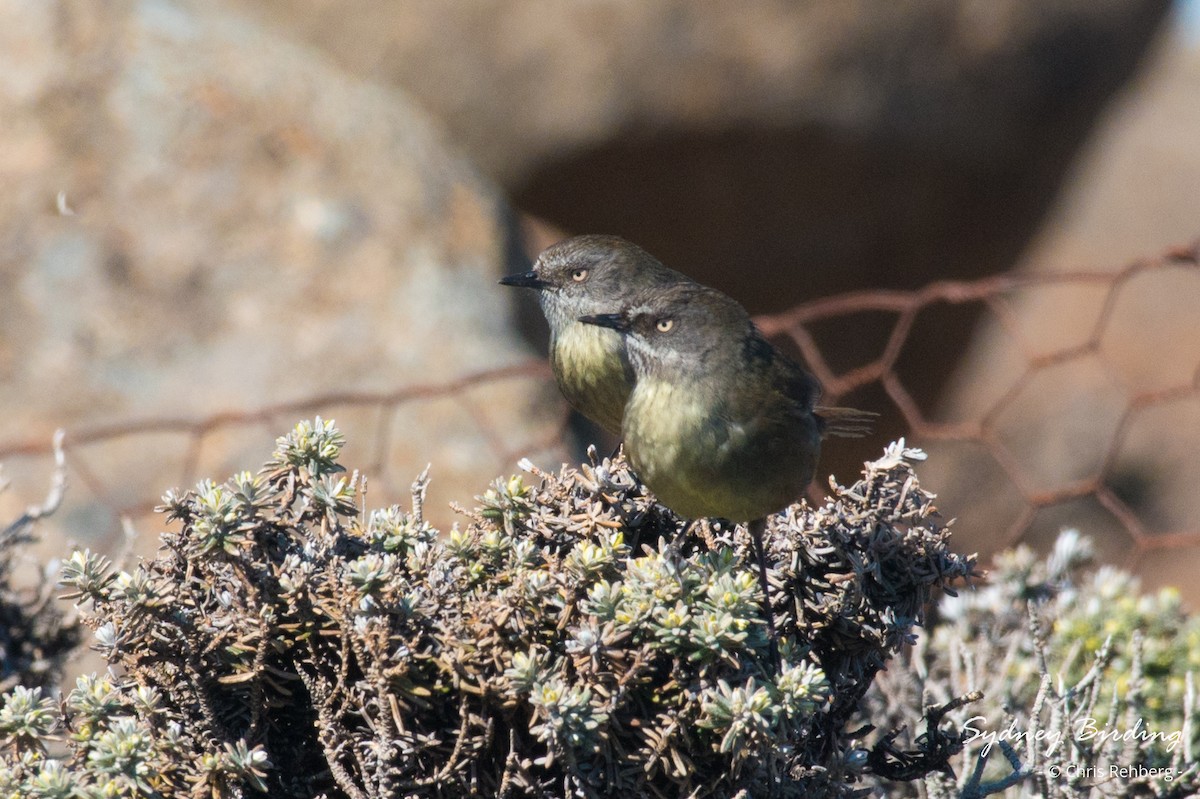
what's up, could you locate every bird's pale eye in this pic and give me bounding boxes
[571,268,589,282]
[655,318,674,333]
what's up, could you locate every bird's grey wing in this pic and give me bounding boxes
[734,331,821,427]
[742,333,820,412]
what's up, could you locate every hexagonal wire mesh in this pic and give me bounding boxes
[2,240,1198,587]
[756,238,1200,578]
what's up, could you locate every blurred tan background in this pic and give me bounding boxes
[2,1,1199,600]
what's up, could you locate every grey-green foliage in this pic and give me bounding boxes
[1,420,974,798]
[867,529,1200,798]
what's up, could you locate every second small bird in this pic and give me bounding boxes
[579,282,827,526]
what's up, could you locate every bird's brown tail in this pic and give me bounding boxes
[815,406,878,438]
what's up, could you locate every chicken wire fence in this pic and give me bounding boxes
[2,240,1198,570]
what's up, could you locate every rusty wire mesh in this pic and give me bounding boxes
[2,240,1198,574]
[0,362,570,543]
[758,238,1200,564]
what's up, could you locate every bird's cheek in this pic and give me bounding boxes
[625,338,653,367]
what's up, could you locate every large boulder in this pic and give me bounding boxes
[0,0,565,547]
[234,0,1174,485]
[924,30,1200,593]
[237,0,1170,296]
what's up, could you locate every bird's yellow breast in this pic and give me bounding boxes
[624,377,816,522]
[625,380,712,466]
[624,378,743,519]
[550,322,631,434]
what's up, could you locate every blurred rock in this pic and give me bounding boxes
[235,0,1173,484]
[238,0,1169,292]
[0,0,566,547]
[925,27,1200,591]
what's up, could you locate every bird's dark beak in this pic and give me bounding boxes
[578,313,630,332]
[499,271,549,290]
